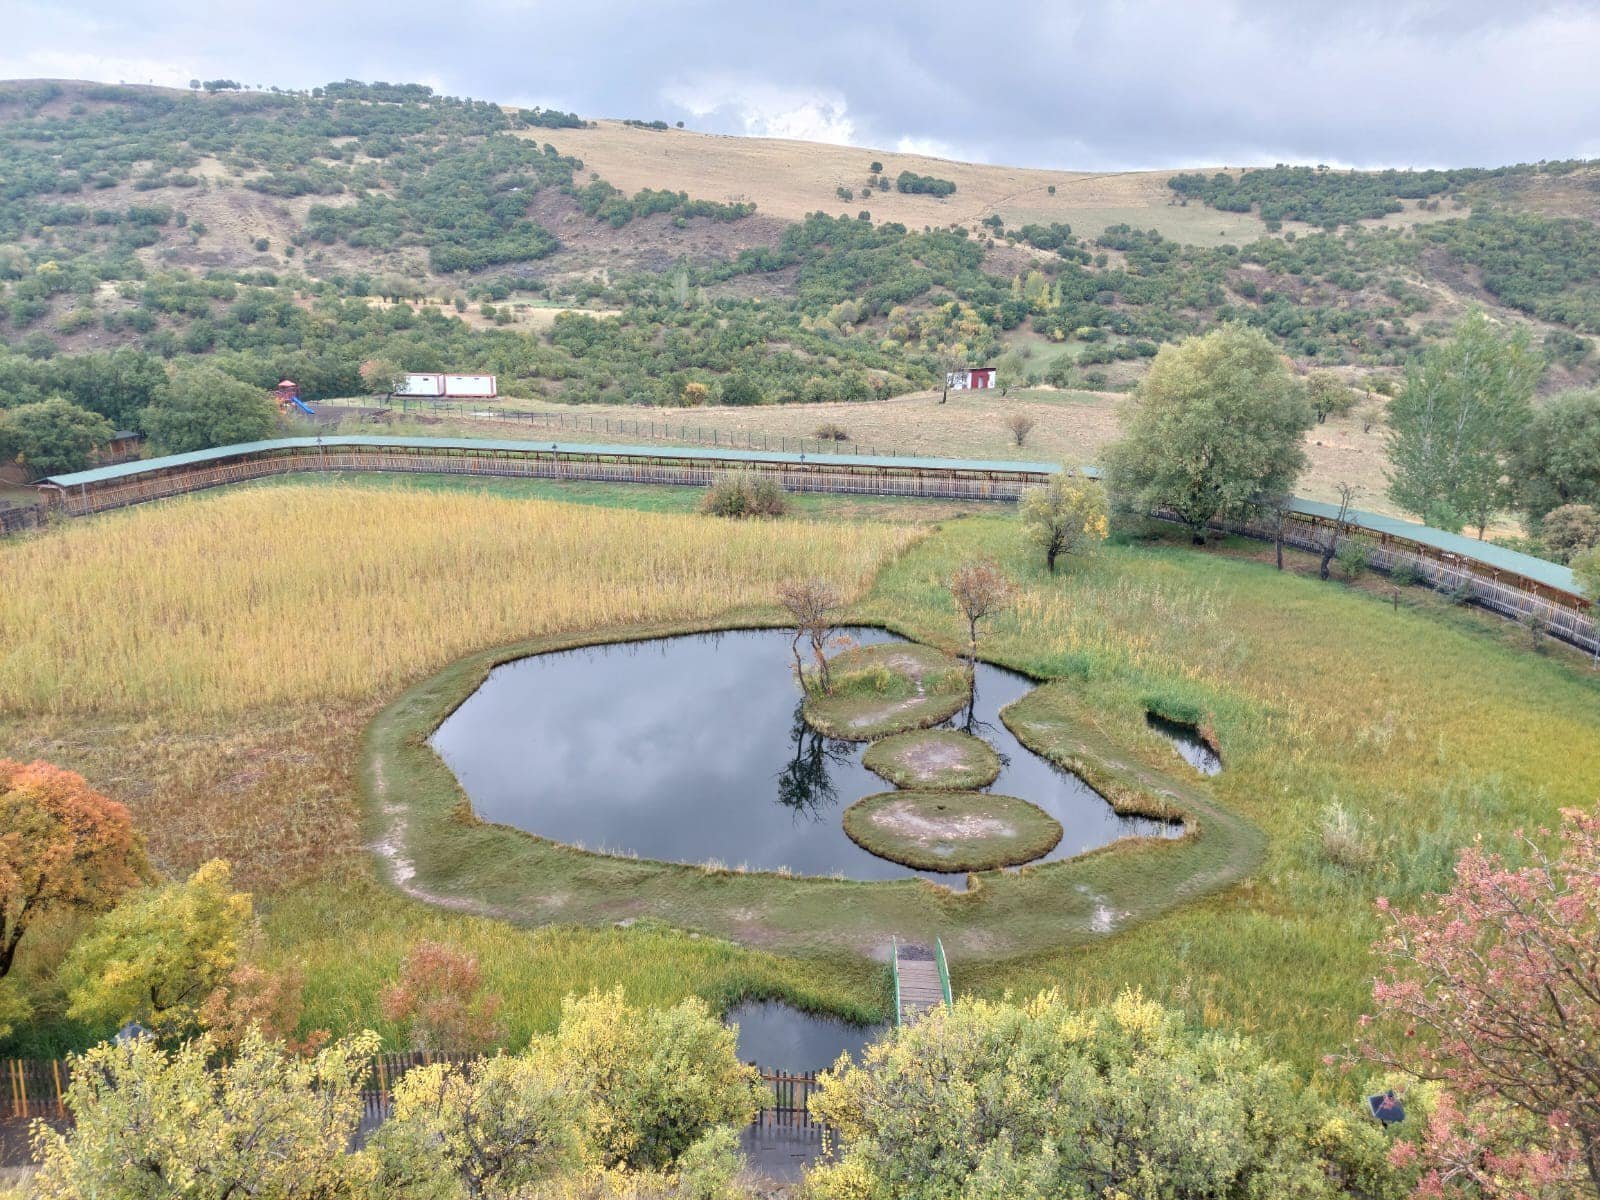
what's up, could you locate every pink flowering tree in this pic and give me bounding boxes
[1360,805,1600,1198]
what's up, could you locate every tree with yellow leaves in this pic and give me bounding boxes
[62,858,252,1037]
[1019,472,1110,573]
[31,1029,378,1200]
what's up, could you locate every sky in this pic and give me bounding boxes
[6,0,1600,171]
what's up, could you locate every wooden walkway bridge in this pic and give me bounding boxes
[892,938,953,1025]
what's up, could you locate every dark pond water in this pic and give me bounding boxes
[725,1000,887,1071]
[430,627,1181,883]
[1146,712,1223,776]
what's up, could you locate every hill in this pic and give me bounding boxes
[2,76,1600,417]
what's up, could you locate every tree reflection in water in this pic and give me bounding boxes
[775,704,856,820]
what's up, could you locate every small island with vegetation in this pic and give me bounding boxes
[842,790,1063,871]
[800,642,970,741]
[862,728,1002,790]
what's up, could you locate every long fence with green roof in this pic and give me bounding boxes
[20,434,1597,653]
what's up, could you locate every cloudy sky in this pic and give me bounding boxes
[7,0,1600,171]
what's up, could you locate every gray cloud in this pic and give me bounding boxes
[5,0,1600,169]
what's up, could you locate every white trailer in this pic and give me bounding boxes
[395,372,446,398]
[442,374,497,399]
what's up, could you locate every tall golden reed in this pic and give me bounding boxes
[0,487,915,716]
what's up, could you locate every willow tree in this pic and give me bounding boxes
[1103,325,1312,543]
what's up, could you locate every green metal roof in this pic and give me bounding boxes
[1290,497,1576,593]
[40,436,1062,489]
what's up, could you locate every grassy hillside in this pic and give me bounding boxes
[2,76,1599,417]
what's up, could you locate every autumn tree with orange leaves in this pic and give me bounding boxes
[0,760,147,979]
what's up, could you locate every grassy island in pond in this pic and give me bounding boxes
[862,729,1002,790]
[843,791,1064,872]
[803,642,969,741]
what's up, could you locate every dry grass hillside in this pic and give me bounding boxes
[533,120,1465,246]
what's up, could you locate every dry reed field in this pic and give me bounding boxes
[0,486,916,716]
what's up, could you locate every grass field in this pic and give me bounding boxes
[3,475,1596,1080]
[324,386,1397,514]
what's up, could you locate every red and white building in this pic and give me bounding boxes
[945,366,996,391]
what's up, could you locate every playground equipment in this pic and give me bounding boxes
[273,379,316,417]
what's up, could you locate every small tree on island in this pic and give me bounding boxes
[777,577,843,695]
[948,560,1013,676]
[1019,473,1108,573]
[1103,324,1313,544]
[1357,804,1600,1197]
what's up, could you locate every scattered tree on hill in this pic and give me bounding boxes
[719,373,763,406]
[1512,388,1600,530]
[1540,503,1600,564]
[895,171,957,198]
[777,578,844,695]
[1019,474,1109,573]
[0,759,147,980]
[359,357,403,400]
[140,364,278,454]
[681,380,710,406]
[1103,324,1313,544]
[1305,369,1360,423]
[0,398,114,476]
[31,1030,379,1200]
[809,990,1395,1200]
[949,559,1013,676]
[1359,804,1600,1198]
[380,939,506,1053]
[63,858,252,1037]
[1386,311,1539,536]
[1006,412,1036,446]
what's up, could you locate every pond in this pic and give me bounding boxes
[725,1000,887,1071]
[430,628,1182,883]
[1145,712,1223,776]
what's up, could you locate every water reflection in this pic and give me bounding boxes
[430,628,1182,882]
[1146,712,1223,776]
[775,708,854,820]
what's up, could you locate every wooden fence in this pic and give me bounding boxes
[315,397,906,460]
[2,1052,823,1132]
[40,444,1043,518]
[1219,507,1600,657]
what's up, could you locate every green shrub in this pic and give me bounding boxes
[699,470,787,518]
[1334,535,1373,580]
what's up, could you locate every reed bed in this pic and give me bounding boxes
[0,486,916,716]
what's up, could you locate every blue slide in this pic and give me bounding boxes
[289,397,316,416]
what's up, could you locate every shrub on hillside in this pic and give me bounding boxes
[700,470,786,518]
[814,422,850,441]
